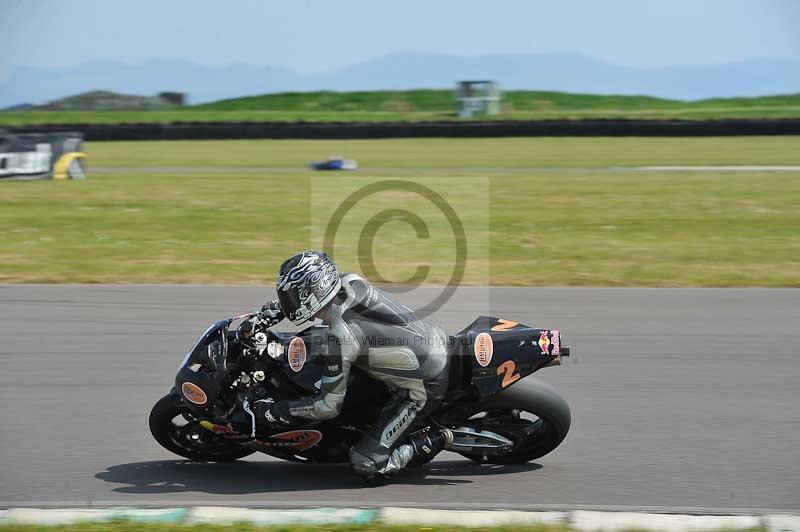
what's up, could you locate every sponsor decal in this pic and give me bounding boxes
[181,382,208,405]
[382,404,418,444]
[254,430,323,452]
[537,330,551,355]
[551,330,560,356]
[199,420,249,439]
[288,336,306,372]
[474,332,494,367]
[491,318,518,332]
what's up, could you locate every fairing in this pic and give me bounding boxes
[458,316,564,397]
[175,319,230,415]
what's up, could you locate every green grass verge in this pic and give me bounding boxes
[0,524,768,532]
[2,137,798,286]
[85,136,800,168]
[0,525,557,532]
[2,89,800,125]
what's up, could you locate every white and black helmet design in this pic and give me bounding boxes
[276,251,342,325]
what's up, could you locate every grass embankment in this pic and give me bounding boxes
[1,137,798,286]
[2,90,800,125]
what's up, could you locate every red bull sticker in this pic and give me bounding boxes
[537,331,551,355]
[255,430,323,452]
[474,332,494,367]
[199,420,250,439]
[288,337,306,372]
[551,330,560,356]
[181,382,208,405]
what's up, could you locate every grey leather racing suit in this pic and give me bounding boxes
[274,272,450,477]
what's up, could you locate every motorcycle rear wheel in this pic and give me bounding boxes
[451,378,571,465]
[149,392,255,462]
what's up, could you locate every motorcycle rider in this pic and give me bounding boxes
[243,250,453,482]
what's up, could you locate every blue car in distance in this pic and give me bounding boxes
[309,155,358,171]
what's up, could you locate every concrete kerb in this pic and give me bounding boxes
[1,506,798,530]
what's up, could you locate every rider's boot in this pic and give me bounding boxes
[351,428,454,484]
[408,428,454,466]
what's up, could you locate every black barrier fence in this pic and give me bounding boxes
[9,119,800,141]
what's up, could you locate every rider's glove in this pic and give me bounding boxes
[225,397,289,437]
[259,299,285,326]
[253,398,294,426]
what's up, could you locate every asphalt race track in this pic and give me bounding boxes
[1,286,797,511]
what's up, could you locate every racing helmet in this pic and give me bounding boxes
[276,251,342,325]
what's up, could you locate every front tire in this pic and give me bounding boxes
[149,392,255,462]
[450,378,571,464]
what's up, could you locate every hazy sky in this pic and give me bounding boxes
[2,0,799,81]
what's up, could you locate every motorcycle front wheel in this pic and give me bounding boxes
[148,392,255,462]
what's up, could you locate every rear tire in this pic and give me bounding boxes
[149,392,255,462]
[451,378,571,464]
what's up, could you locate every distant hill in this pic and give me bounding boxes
[2,89,799,126]
[1,102,36,111]
[197,89,800,114]
[1,53,799,108]
[37,90,181,110]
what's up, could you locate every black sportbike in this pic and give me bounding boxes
[150,313,572,467]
